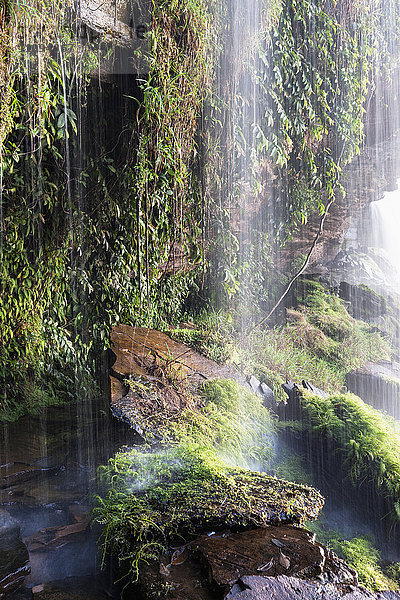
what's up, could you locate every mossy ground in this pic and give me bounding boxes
[300,390,400,504]
[277,388,400,592]
[172,280,391,402]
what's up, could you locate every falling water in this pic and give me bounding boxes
[370,185,400,287]
[4,0,400,595]
[0,2,144,597]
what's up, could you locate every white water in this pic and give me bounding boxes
[370,183,400,286]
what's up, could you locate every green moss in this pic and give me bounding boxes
[306,521,398,592]
[385,562,400,586]
[94,379,324,580]
[290,282,390,372]
[163,379,276,467]
[339,537,397,592]
[273,450,312,486]
[300,391,400,516]
[123,378,276,469]
[94,444,324,581]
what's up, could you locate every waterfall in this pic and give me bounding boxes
[370,185,400,287]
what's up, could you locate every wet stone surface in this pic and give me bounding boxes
[9,576,118,600]
[0,509,30,597]
[226,575,400,599]
[110,326,241,395]
[191,526,357,588]
[138,526,363,600]
[346,360,400,419]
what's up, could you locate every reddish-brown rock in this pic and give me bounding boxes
[192,526,357,590]
[109,325,243,432]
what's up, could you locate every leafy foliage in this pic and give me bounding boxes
[205,0,400,309]
[0,0,218,413]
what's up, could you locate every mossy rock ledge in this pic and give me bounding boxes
[99,326,368,599]
[95,446,329,600]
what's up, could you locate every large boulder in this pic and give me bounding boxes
[0,509,30,597]
[137,526,400,600]
[74,0,150,77]
[191,526,357,589]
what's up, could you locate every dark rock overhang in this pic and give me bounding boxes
[74,0,151,76]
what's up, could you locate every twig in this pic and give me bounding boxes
[246,197,335,336]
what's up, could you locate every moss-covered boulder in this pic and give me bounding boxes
[280,383,400,550]
[94,444,324,580]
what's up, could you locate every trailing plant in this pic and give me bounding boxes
[204,0,400,311]
[0,0,221,414]
[0,0,96,415]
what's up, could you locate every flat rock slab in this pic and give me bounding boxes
[347,360,400,380]
[110,326,242,431]
[25,518,90,553]
[111,325,240,395]
[140,526,395,600]
[229,576,400,600]
[193,526,356,588]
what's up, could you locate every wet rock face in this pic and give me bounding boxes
[225,575,400,599]
[139,526,362,600]
[78,0,150,77]
[0,509,30,597]
[192,527,357,589]
[346,361,400,419]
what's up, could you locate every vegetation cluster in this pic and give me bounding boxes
[1,0,399,416]
[300,390,400,514]
[0,0,218,416]
[93,379,323,583]
[172,279,390,401]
